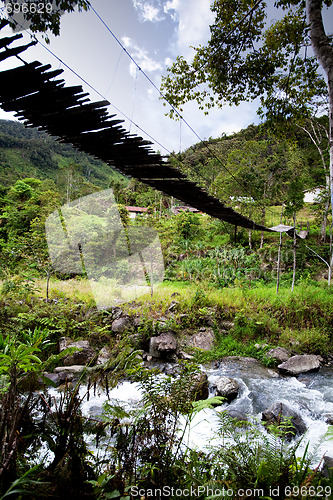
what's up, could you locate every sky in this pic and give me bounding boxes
[0,0,332,155]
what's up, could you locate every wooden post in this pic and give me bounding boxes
[276,231,283,294]
[276,206,284,294]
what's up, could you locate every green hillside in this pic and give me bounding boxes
[0,119,124,189]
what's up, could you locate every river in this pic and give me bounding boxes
[72,357,333,465]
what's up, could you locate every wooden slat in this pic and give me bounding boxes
[0,24,273,233]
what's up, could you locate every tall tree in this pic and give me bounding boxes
[0,0,90,38]
[161,0,333,278]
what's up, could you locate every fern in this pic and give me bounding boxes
[42,346,81,372]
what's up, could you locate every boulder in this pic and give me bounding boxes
[59,336,72,352]
[96,346,112,366]
[215,376,240,402]
[190,372,209,401]
[61,340,96,366]
[42,372,61,386]
[54,365,86,374]
[224,408,249,422]
[44,370,76,385]
[262,402,307,439]
[149,332,178,359]
[111,316,131,333]
[187,328,216,351]
[278,355,321,376]
[266,347,290,364]
[321,456,333,478]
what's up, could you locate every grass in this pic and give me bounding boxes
[35,277,95,304]
[1,276,332,357]
[18,277,333,330]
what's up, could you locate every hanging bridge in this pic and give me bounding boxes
[0,21,296,236]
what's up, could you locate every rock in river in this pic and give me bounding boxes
[262,402,307,439]
[278,354,321,376]
[215,376,240,402]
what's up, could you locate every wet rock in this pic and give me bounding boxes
[96,346,112,365]
[42,372,61,386]
[325,415,333,425]
[322,456,333,478]
[278,355,321,376]
[223,408,249,422]
[55,371,75,384]
[218,357,278,379]
[149,332,178,359]
[112,316,131,333]
[214,376,240,402]
[266,347,290,364]
[190,372,209,401]
[262,402,307,439]
[61,340,96,366]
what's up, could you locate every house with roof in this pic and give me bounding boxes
[125,206,149,219]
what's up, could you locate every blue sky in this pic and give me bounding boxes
[0,0,332,154]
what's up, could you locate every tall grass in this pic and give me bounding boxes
[7,276,331,355]
[28,278,333,332]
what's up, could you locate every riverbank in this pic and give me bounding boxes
[1,278,332,363]
[1,277,333,498]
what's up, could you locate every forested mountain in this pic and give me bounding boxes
[0,119,123,189]
[0,117,327,210]
[171,121,326,201]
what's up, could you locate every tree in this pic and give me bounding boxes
[0,0,90,38]
[296,116,330,240]
[161,0,333,279]
[217,139,286,247]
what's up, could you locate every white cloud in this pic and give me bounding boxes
[164,0,215,59]
[132,0,164,23]
[122,36,132,48]
[121,36,162,77]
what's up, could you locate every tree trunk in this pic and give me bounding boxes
[260,206,266,248]
[46,270,50,303]
[276,205,284,294]
[248,229,252,249]
[297,122,329,240]
[307,0,333,282]
[321,178,330,241]
[291,212,297,292]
